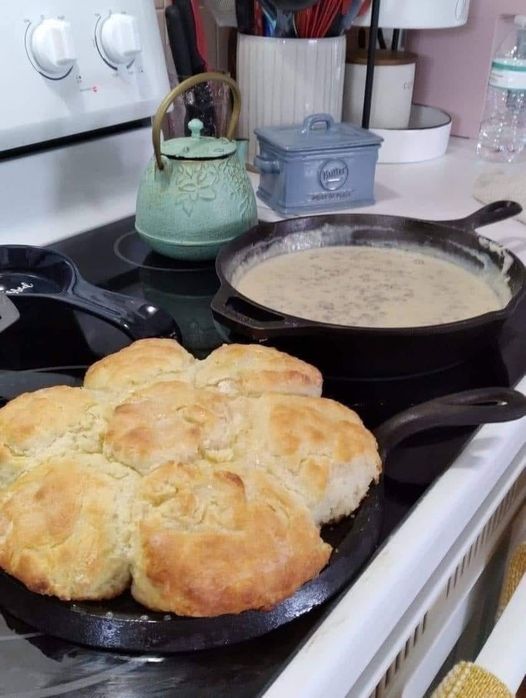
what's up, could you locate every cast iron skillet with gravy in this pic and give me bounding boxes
[212,201,525,378]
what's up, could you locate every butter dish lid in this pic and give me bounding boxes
[254,114,383,153]
[161,118,236,159]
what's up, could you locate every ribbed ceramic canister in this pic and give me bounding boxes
[237,34,346,163]
[343,50,417,129]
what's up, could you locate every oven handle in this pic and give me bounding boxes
[432,572,526,695]
[475,552,526,694]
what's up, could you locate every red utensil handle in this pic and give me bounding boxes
[359,0,372,15]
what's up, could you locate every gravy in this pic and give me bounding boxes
[235,246,507,328]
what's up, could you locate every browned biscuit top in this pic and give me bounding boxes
[0,454,138,601]
[237,394,381,525]
[0,385,109,488]
[131,460,331,616]
[194,343,323,397]
[103,380,243,474]
[84,338,196,393]
[0,385,99,455]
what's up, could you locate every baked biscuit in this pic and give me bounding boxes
[194,343,323,397]
[237,394,381,525]
[0,454,138,600]
[0,385,108,488]
[103,381,243,474]
[84,338,195,395]
[131,460,331,616]
[0,338,382,615]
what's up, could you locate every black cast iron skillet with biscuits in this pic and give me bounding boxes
[212,201,525,378]
[0,384,524,652]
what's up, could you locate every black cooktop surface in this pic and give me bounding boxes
[0,218,525,697]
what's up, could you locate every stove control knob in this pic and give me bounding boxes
[100,13,141,66]
[30,18,76,77]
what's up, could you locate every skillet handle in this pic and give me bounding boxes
[441,201,523,231]
[374,387,526,463]
[211,284,315,339]
[63,278,181,341]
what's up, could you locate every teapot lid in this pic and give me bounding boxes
[161,119,237,159]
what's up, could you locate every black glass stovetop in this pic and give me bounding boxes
[0,217,525,698]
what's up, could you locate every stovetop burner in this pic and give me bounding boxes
[114,231,212,273]
[0,217,524,697]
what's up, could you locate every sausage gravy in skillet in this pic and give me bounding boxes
[236,246,508,328]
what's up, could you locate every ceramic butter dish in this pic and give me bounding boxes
[254,114,382,216]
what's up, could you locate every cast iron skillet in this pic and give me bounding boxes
[0,245,180,341]
[212,201,525,378]
[0,386,525,652]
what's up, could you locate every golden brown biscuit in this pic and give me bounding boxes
[84,338,195,394]
[103,381,243,474]
[0,454,138,600]
[131,460,331,616]
[0,385,108,488]
[237,394,381,525]
[0,339,381,614]
[194,343,322,397]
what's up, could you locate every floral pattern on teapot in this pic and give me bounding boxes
[175,164,219,217]
[172,156,256,221]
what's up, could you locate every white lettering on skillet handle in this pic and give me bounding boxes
[2,281,34,295]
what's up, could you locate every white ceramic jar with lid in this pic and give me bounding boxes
[343,50,417,130]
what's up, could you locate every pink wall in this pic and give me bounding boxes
[406,1,525,138]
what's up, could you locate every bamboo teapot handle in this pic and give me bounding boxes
[152,71,242,170]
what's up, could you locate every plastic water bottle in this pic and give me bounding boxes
[477,15,526,163]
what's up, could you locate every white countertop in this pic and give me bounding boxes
[251,136,525,244]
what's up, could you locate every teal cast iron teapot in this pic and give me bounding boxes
[135,72,257,261]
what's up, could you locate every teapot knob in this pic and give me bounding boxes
[189,119,204,139]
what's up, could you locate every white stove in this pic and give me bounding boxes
[0,3,526,695]
[0,0,168,248]
[1,0,168,150]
